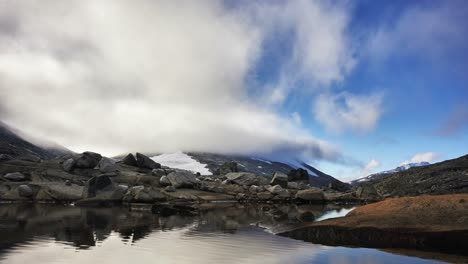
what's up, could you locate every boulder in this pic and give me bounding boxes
[287,182,300,189]
[3,172,27,182]
[74,151,102,169]
[295,189,325,202]
[82,175,126,200]
[159,175,172,186]
[96,157,117,173]
[267,185,284,194]
[122,153,138,167]
[62,158,75,172]
[256,192,273,200]
[275,189,291,199]
[167,171,197,188]
[35,183,83,201]
[288,168,309,182]
[225,172,267,186]
[18,184,34,197]
[270,172,288,188]
[214,161,238,175]
[136,153,161,170]
[249,185,259,193]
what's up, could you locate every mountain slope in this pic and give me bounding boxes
[359,154,468,197]
[0,121,71,160]
[351,161,431,185]
[187,152,349,189]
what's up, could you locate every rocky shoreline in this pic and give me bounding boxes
[0,151,370,206]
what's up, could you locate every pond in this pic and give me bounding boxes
[0,203,450,264]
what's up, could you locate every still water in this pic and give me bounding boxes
[0,203,447,264]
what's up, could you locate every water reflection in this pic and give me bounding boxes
[0,204,445,264]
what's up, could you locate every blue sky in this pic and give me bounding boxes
[0,0,466,181]
[242,0,468,179]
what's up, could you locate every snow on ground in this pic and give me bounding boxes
[151,151,212,175]
[251,157,273,165]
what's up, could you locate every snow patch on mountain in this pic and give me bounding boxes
[352,161,431,184]
[151,151,212,175]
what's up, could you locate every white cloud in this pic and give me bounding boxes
[400,152,441,165]
[361,159,380,177]
[0,0,350,162]
[313,92,384,134]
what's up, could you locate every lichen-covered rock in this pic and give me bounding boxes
[62,158,75,172]
[96,157,117,173]
[225,172,268,186]
[123,186,166,203]
[167,171,197,188]
[18,184,34,197]
[267,184,284,194]
[159,175,172,186]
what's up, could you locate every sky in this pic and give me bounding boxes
[0,0,467,181]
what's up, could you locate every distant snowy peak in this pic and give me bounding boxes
[151,151,212,175]
[352,161,431,184]
[396,162,430,171]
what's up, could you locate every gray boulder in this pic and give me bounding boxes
[267,184,284,194]
[62,158,75,172]
[167,171,197,188]
[136,153,161,169]
[96,157,117,173]
[74,151,102,169]
[295,189,325,202]
[122,153,138,167]
[82,175,126,200]
[256,192,273,200]
[3,172,27,181]
[249,185,259,193]
[287,182,300,189]
[270,172,288,188]
[159,175,172,186]
[18,184,34,197]
[35,183,83,201]
[288,168,309,182]
[225,172,268,186]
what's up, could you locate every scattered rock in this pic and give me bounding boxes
[74,152,102,169]
[122,153,138,167]
[225,172,268,186]
[159,175,172,186]
[18,184,34,197]
[295,189,325,202]
[96,157,117,173]
[136,153,161,170]
[271,172,288,188]
[62,158,75,172]
[3,172,27,182]
[166,171,197,188]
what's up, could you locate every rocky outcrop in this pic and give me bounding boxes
[166,171,197,188]
[123,186,166,203]
[122,153,138,167]
[74,152,102,169]
[96,157,117,173]
[136,153,161,170]
[81,175,127,202]
[356,184,380,201]
[270,172,288,188]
